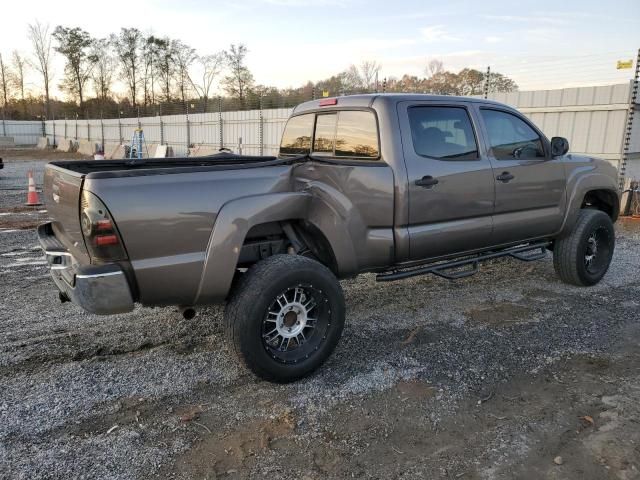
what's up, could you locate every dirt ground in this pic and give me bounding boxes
[1,149,639,480]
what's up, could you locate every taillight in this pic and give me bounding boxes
[80,190,128,262]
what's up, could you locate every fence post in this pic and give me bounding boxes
[382,78,387,93]
[259,95,264,156]
[52,113,56,147]
[1,108,6,137]
[118,111,122,144]
[185,103,191,151]
[41,118,45,139]
[218,96,223,150]
[159,104,164,145]
[483,66,491,99]
[64,117,67,139]
[87,121,90,142]
[100,113,105,151]
[619,48,640,192]
[75,115,78,140]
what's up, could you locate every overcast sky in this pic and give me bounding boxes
[1,0,638,99]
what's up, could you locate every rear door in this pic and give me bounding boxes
[398,101,495,261]
[475,106,567,245]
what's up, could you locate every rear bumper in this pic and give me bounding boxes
[37,222,134,315]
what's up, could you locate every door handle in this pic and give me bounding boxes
[496,172,514,183]
[415,175,439,188]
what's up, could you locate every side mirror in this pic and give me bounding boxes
[550,136,569,157]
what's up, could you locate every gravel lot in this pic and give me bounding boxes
[1,149,639,480]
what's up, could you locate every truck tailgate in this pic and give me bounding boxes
[43,164,90,263]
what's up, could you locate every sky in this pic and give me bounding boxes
[1,0,639,99]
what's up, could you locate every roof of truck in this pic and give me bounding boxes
[293,93,513,114]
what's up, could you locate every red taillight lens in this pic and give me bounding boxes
[80,191,127,263]
[94,234,118,246]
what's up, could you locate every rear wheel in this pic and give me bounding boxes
[224,254,345,382]
[553,209,615,286]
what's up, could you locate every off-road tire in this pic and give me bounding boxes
[224,254,345,383]
[553,209,615,286]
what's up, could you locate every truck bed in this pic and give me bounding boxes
[48,154,285,178]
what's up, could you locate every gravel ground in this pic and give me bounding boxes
[1,149,639,480]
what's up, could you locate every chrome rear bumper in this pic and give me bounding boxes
[38,223,134,315]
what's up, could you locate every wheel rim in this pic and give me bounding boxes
[584,225,612,275]
[261,285,330,364]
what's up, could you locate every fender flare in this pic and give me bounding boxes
[558,171,619,238]
[194,192,310,304]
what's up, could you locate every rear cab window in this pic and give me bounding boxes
[280,110,379,160]
[279,114,314,155]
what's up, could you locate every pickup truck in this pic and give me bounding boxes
[39,94,620,382]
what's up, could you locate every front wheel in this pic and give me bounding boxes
[224,255,345,383]
[553,209,615,286]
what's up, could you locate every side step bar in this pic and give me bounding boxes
[377,241,550,282]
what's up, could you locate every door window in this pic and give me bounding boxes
[408,106,479,160]
[480,109,545,160]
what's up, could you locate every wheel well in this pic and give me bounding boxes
[581,189,619,221]
[239,221,338,274]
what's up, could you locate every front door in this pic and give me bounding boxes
[398,102,495,261]
[476,106,567,245]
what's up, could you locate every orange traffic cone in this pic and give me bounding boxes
[25,170,42,206]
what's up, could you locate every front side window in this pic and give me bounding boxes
[279,113,314,155]
[408,106,478,160]
[480,109,545,160]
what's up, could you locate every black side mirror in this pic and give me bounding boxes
[550,137,569,157]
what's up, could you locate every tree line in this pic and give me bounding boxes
[0,23,519,121]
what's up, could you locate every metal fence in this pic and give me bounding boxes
[0,120,43,145]
[3,82,639,182]
[42,107,293,157]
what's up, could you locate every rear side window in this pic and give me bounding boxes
[279,113,314,155]
[335,111,379,158]
[480,109,545,160]
[408,106,478,160]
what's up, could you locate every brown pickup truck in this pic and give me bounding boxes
[39,94,620,382]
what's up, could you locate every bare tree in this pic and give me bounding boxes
[27,21,54,117]
[343,61,381,92]
[154,37,173,103]
[189,52,223,111]
[0,53,10,112]
[111,28,143,107]
[222,44,254,106]
[425,59,444,78]
[142,34,163,107]
[53,26,96,111]
[359,60,381,91]
[172,40,196,105]
[90,38,114,105]
[10,51,27,106]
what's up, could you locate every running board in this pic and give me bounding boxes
[377,241,550,282]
